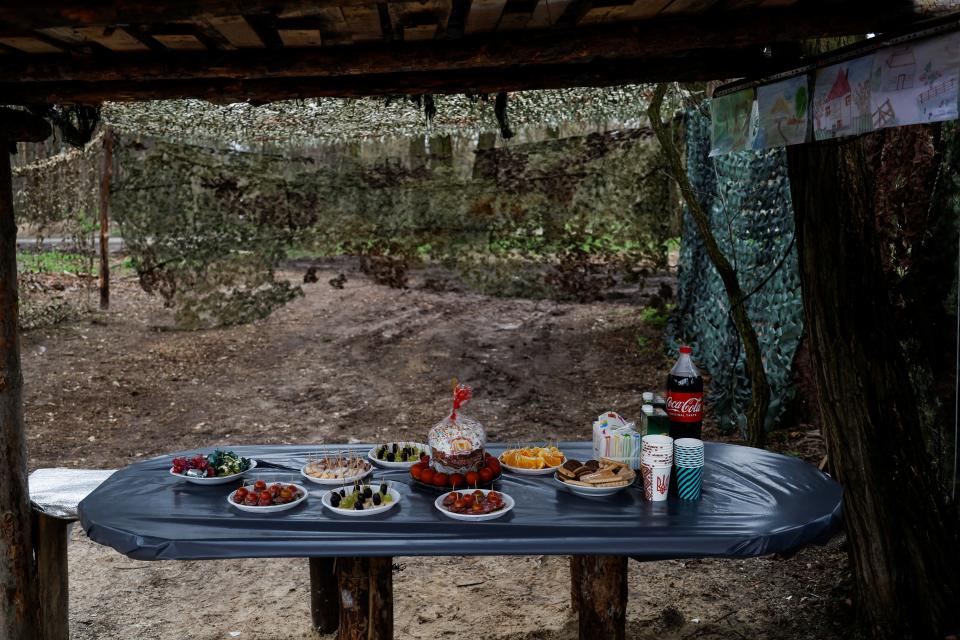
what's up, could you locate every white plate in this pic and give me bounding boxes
[499,455,566,476]
[434,489,515,521]
[552,472,632,497]
[170,459,257,485]
[227,482,309,513]
[300,464,372,486]
[367,443,429,469]
[321,486,403,517]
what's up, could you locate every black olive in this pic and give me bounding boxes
[392,443,398,453]
[373,493,382,506]
[379,483,388,495]
[354,501,364,510]
[330,493,341,507]
[363,487,372,499]
[386,452,395,462]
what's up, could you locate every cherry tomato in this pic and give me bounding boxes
[449,473,465,489]
[465,471,479,487]
[420,468,435,485]
[254,479,267,492]
[486,458,501,475]
[235,487,249,500]
[479,467,494,483]
[433,472,449,487]
[410,463,425,481]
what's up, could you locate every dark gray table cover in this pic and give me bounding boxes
[78,442,842,561]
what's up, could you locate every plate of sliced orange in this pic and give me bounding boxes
[499,446,566,476]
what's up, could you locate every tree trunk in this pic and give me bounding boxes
[99,127,113,310]
[649,83,771,447]
[337,557,392,640]
[0,145,41,639]
[574,555,627,640]
[786,137,959,639]
[33,512,70,640]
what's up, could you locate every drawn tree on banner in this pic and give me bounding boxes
[669,109,804,434]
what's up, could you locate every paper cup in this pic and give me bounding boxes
[675,465,703,500]
[641,463,672,501]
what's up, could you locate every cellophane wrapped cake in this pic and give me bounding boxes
[428,383,486,474]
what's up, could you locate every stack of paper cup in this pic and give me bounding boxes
[673,438,704,500]
[641,435,673,501]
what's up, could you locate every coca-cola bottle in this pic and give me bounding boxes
[666,345,703,439]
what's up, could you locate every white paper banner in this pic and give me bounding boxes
[813,55,876,140]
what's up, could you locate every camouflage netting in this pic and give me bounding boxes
[12,87,678,329]
[669,108,804,434]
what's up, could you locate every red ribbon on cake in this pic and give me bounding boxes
[450,380,472,420]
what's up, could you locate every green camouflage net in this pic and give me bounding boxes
[669,108,804,434]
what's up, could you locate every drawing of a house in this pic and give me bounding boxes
[882,46,917,91]
[823,68,854,131]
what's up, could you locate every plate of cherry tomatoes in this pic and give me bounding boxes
[228,479,308,513]
[434,489,514,521]
[409,452,502,491]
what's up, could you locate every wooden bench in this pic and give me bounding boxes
[29,468,115,640]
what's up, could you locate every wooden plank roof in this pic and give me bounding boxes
[0,0,956,103]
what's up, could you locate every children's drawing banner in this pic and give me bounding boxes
[709,88,756,156]
[870,31,960,129]
[813,55,876,141]
[757,76,809,148]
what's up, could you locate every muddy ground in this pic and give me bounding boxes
[23,258,850,640]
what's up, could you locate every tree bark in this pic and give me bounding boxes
[309,557,339,634]
[786,136,959,639]
[0,142,40,639]
[649,82,771,447]
[574,555,626,640]
[337,557,392,640]
[99,127,113,310]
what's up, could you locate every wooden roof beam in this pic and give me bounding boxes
[0,5,939,85]
[0,46,798,103]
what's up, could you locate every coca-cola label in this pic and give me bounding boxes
[666,392,702,422]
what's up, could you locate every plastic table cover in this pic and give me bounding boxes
[78,442,842,561]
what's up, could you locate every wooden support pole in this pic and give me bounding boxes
[574,555,627,640]
[309,557,339,634]
[98,128,113,310]
[570,556,581,612]
[32,512,71,640]
[0,130,41,640]
[337,557,392,640]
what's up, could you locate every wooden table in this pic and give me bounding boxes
[75,442,842,640]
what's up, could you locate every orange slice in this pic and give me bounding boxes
[539,451,565,467]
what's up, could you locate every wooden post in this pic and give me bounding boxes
[309,557,339,634]
[337,557,392,640]
[32,511,71,640]
[570,556,581,612]
[98,127,113,310]
[0,120,43,640]
[574,555,627,640]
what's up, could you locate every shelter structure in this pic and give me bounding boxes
[1,1,958,640]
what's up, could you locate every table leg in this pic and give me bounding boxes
[574,555,627,640]
[570,556,581,612]
[310,557,339,634]
[32,511,71,640]
[336,557,392,640]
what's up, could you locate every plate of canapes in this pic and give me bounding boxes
[499,446,566,476]
[321,481,402,516]
[368,442,428,469]
[301,452,372,486]
[434,488,514,521]
[553,458,635,497]
[228,479,308,513]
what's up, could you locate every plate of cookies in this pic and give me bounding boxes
[553,457,636,497]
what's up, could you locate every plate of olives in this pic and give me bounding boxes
[321,482,402,517]
[368,442,428,468]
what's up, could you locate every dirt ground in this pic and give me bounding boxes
[23,258,851,640]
